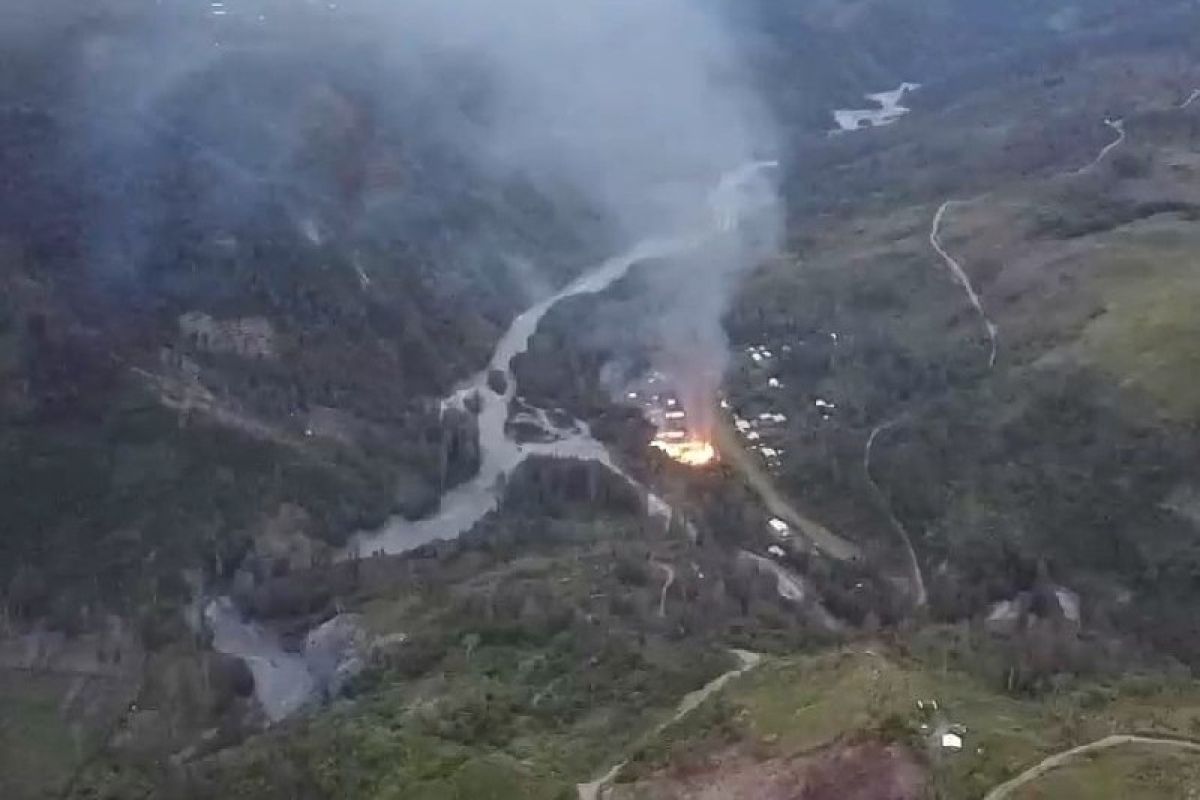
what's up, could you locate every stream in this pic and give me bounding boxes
[351,233,702,556]
[205,162,780,722]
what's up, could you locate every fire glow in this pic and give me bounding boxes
[651,435,717,467]
[625,374,718,467]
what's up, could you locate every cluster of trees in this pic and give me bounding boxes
[0,8,627,651]
[719,57,1200,680]
[78,447,848,797]
[738,233,1200,670]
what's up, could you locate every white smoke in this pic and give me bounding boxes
[53,0,782,417]
[359,0,782,424]
[363,0,778,240]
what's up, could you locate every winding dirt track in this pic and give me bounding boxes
[1075,118,1126,174]
[653,562,675,618]
[576,650,763,800]
[930,201,999,368]
[857,198,1003,611]
[982,735,1200,800]
[863,418,928,608]
[876,99,1186,612]
[714,419,862,562]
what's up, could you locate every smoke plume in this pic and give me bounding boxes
[39,0,780,415]
[367,0,782,422]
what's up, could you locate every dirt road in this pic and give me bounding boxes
[1075,118,1126,174]
[864,418,928,608]
[860,194,1003,609]
[577,650,763,800]
[714,419,861,562]
[983,735,1200,800]
[930,201,999,368]
[653,561,675,617]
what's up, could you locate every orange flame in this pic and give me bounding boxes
[651,437,718,467]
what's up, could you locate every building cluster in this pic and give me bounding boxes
[625,372,716,466]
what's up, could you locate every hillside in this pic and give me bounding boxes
[4,1,1200,799]
[723,33,1200,671]
[609,645,1200,800]
[0,3,607,627]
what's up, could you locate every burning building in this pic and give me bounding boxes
[624,372,717,467]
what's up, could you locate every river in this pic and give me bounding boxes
[204,597,315,722]
[350,235,701,556]
[205,161,779,722]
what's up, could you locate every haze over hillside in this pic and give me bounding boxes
[3,1,1200,799]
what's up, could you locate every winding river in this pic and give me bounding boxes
[351,233,701,556]
[206,162,780,722]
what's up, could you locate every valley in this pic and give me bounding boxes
[4,2,1200,799]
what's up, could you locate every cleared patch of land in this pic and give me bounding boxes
[1081,232,1200,420]
[614,647,1200,800]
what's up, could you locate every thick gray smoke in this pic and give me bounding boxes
[363,0,781,424]
[50,0,780,417]
[368,0,778,238]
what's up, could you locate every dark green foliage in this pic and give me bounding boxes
[502,457,645,520]
[0,5,616,633]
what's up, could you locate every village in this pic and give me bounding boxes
[621,337,848,557]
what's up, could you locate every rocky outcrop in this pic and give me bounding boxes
[304,614,367,699]
[440,406,482,490]
[395,468,441,521]
[487,369,509,395]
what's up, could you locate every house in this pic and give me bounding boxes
[768,518,791,537]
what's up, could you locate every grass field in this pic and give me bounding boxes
[1009,744,1200,800]
[0,673,85,799]
[1082,228,1200,421]
[615,646,1200,799]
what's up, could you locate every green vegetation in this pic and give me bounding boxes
[1009,744,1200,800]
[0,1,611,628]
[716,74,1200,673]
[1083,236,1200,419]
[0,674,85,799]
[0,374,406,632]
[184,724,574,800]
[618,646,1200,799]
[7,3,1200,800]
[70,455,838,798]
